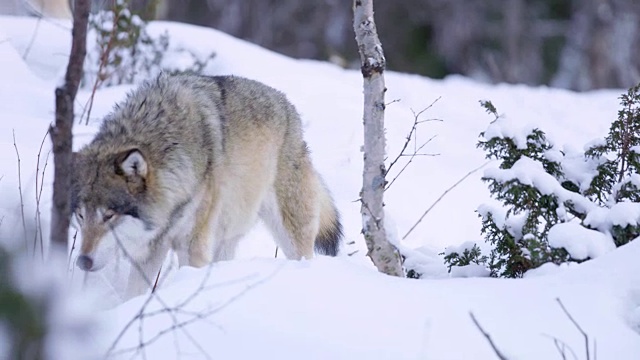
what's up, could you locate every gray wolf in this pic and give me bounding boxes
[71,74,342,298]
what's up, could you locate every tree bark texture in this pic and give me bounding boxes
[353,0,403,277]
[50,0,90,249]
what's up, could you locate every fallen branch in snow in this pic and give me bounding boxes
[556,298,595,360]
[13,130,28,253]
[403,160,492,240]
[469,312,509,360]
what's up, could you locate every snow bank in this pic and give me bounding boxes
[548,222,615,260]
[0,15,639,360]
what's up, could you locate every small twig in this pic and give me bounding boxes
[386,134,438,191]
[385,98,401,106]
[67,231,78,273]
[274,246,279,258]
[398,152,440,157]
[13,130,28,253]
[34,130,50,261]
[23,14,43,60]
[39,150,51,250]
[386,97,441,176]
[554,338,568,360]
[556,298,592,360]
[403,160,491,240]
[541,333,579,360]
[469,312,509,360]
[151,265,163,294]
[138,302,149,360]
[81,5,122,125]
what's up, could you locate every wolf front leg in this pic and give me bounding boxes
[124,243,169,299]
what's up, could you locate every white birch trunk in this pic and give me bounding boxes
[353,0,403,277]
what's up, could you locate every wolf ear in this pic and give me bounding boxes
[118,150,148,179]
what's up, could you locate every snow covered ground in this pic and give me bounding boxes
[0,15,639,359]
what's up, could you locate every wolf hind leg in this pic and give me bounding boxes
[211,234,243,262]
[261,157,321,260]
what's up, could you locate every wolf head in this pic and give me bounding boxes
[71,148,156,272]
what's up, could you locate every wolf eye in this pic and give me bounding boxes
[103,210,116,222]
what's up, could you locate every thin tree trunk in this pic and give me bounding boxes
[353,0,403,277]
[50,0,90,250]
[503,0,524,83]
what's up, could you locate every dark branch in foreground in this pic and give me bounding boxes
[556,298,593,360]
[469,312,509,360]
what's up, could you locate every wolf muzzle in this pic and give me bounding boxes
[76,255,94,271]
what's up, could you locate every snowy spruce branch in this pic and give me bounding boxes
[443,83,640,278]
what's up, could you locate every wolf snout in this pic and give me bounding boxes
[76,255,94,271]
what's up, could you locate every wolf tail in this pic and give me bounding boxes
[314,182,343,256]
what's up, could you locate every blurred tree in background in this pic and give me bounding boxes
[5,0,640,90]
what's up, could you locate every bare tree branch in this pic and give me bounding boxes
[105,231,284,360]
[80,3,123,125]
[67,230,78,272]
[152,265,163,294]
[23,13,43,60]
[13,130,28,253]
[34,130,50,260]
[104,229,235,359]
[403,161,491,240]
[385,97,441,177]
[469,312,509,360]
[541,333,579,360]
[556,298,593,360]
[109,268,281,358]
[386,134,438,191]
